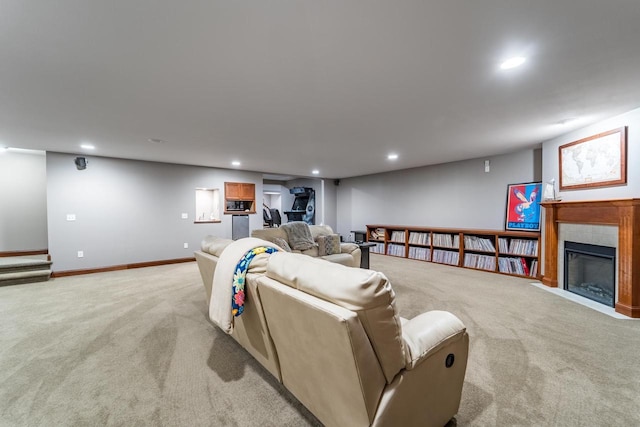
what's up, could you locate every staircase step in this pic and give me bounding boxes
[0,269,52,286]
[0,256,52,286]
[0,262,52,275]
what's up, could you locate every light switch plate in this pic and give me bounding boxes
[183,243,189,249]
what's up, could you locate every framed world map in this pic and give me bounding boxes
[559,127,627,190]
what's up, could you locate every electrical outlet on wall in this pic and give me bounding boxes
[77,251,84,258]
[181,213,188,219]
[183,243,189,249]
[66,214,76,221]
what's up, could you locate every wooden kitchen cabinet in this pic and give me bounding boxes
[224,182,256,214]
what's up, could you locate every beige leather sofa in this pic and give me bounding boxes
[196,237,469,427]
[194,235,234,304]
[251,224,361,268]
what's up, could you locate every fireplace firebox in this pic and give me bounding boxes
[564,241,616,307]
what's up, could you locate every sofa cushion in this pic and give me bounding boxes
[266,252,405,383]
[300,246,319,257]
[321,253,355,266]
[270,237,292,252]
[251,227,289,243]
[318,234,341,256]
[256,276,386,426]
[309,224,334,239]
[281,222,317,251]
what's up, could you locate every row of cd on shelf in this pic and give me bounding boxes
[370,235,538,256]
[370,244,538,277]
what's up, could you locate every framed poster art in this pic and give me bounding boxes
[505,182,542,232]
[559,127,627,190]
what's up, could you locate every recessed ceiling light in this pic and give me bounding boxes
[387,153,398,160]
[558,117,581,126]
[231,161,241,166]
[499,56,526,70]
[80,143,95,150]
[311,169,319,175]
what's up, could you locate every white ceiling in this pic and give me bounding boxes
[1,1,639,179]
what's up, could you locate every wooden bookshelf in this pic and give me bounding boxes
[367,225,540,279]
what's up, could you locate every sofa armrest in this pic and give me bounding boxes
[402,310,466,369]
[201,235,233,256]
[340,242,359,254]
[194,250,219,303]
[339,243,361,268]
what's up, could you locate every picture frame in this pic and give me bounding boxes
[559,127,627,190]
[505,182,542,232]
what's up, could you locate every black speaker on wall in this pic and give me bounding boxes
[74,157,88,170]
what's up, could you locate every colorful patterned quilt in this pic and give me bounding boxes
[232,246,278,316]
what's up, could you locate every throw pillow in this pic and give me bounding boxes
[270,237,292,252]
[317,234,341,256]
[281,222,317,251]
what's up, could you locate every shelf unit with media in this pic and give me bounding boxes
[366,225,540,279]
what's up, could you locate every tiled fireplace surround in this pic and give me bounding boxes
[541,199,640,318]
[558,223,618,294]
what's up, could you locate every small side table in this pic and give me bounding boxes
[355,242,376,269]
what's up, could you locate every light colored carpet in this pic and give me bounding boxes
[370,254,640,426]
[1,254,639,426]
[0,262,319,427]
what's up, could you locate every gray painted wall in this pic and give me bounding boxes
[279,183,295,223]
[322,179,338,231]
[40,107,640,275]
[538,107,640,276]
[46,153,263,272]
[0,149,48,251]
[541,107,640,201]
[335,149,539,237]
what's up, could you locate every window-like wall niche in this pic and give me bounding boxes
[195,188,221,223]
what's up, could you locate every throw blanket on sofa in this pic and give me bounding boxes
[232,246,278,317]
[210,237,279,334]
[281,221,317,250]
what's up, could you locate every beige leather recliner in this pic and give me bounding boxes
[197,238,469,427]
